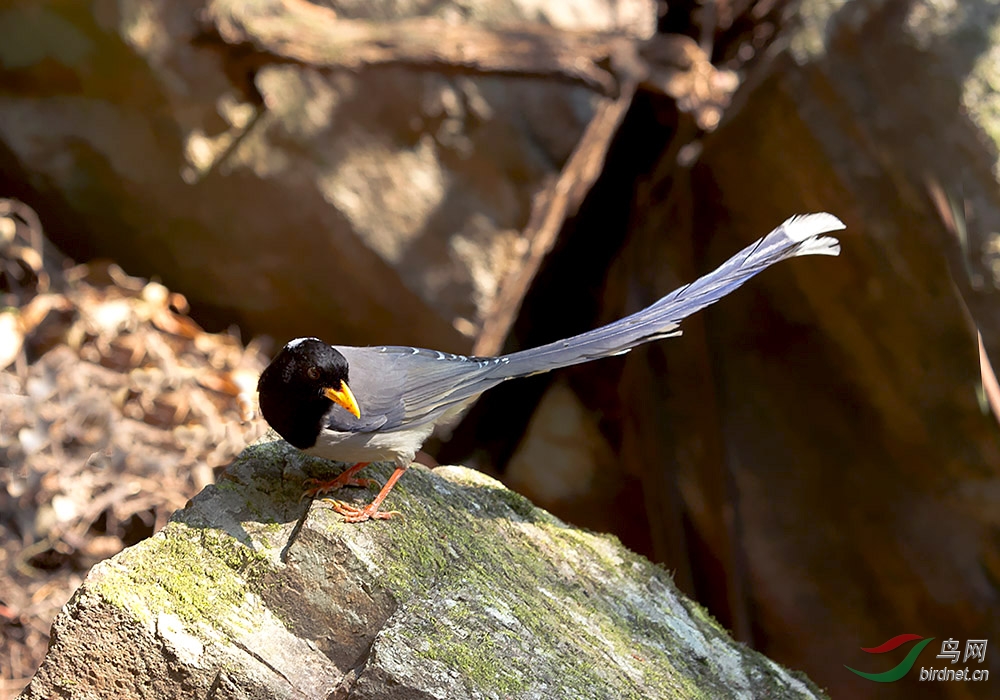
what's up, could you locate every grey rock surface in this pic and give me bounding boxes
[19,439,824,699]
[0,0,654,347]
[566,1,1000,697]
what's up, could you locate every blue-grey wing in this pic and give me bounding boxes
[323,213,844,433]
[326,345,504,432]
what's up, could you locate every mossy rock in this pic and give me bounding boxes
[19,439,826,699]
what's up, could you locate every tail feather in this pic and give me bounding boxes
[494,213,844,379]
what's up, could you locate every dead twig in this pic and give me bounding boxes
[473,84,637,356]
[206,0,633,95]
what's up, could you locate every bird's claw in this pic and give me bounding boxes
[326,499,401,523]
[301,476,378,500]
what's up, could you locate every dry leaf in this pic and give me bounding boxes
[0,310,23,371]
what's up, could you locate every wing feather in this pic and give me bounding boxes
[328,213,844,433]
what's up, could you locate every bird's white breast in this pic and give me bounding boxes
[303,423,434,468]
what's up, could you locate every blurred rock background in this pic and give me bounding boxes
[2,0,999,698]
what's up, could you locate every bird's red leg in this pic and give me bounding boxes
[302,462,373,498]
[328,465,407,523]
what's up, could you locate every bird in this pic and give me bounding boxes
[257,213,845,522]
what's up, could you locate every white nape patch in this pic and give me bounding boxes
[286,337,321,350]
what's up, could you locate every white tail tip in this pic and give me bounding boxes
[781,212,844,257]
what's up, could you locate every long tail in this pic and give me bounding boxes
[493,213,844,378]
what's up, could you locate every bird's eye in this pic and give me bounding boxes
[306,366,321,380]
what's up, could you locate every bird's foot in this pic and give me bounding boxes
[301,462,373,499]
[302,477,377,499]
[326,499,401,523]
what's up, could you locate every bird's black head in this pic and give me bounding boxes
[257,338,360,449]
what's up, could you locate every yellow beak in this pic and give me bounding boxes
[324,381,361,418]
